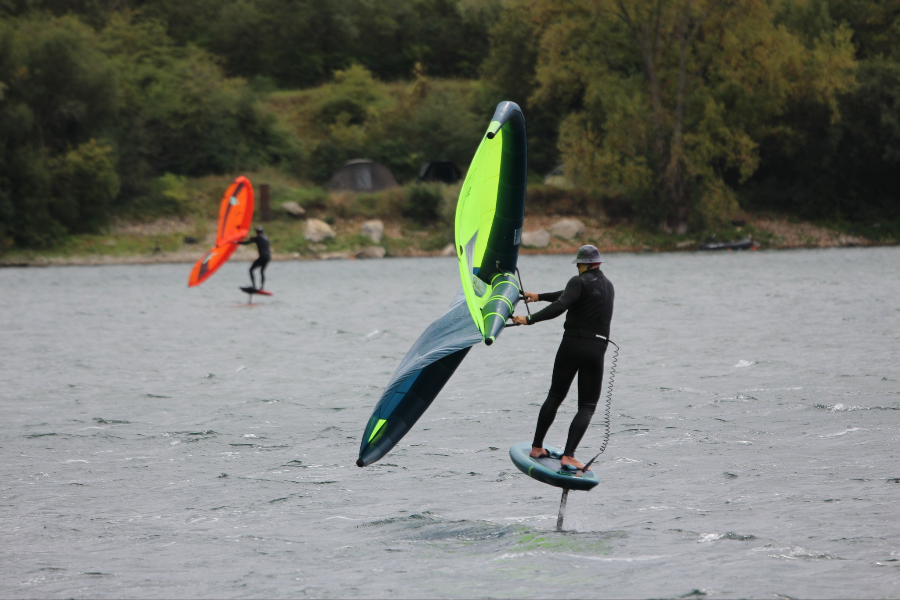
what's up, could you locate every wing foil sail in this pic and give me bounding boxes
[357,102,528,467]
[188,176,255,287]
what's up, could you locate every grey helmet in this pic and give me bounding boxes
[256,227,264,235]
[571,244,603,264]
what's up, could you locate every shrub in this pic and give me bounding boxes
[50,140,120,234]
[403,183,443,224]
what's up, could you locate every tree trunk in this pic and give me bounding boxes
[666,7,692,234]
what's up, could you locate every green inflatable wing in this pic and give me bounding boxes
[357,101,527,467]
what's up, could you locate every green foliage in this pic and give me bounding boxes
[749,56,900,223]
[0,11,297,249]
[152,0,494,87]
[746,2,900,225]
[101,13,298,184]
[5,0,900,248]
[270,65,487,184]
[0,15,119,246]
[155,173,194,216]
[484,0,896,233]
[509,0,858,232]
[50,139,120,233]
[403,183,444,224]
[479,0,560,173]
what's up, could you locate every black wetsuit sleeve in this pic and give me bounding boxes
[538,290,564,302]
[528,276,584,324]
[238,236,256,245]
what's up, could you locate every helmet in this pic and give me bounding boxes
[256,227,264,234]
[571,244,603,264]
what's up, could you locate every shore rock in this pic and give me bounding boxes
[676,240,696,249]
[356,246,386,259]
[361,219,384,243]
[319,251,351,260]
[549,218,585,240]
[441,243,456,256]
[281,201,306,218]
[305,218,335,243]
[521,229,551,248]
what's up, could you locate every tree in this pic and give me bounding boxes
[0,15,119,245]
[746,0,900,230]
[527,0,856,230]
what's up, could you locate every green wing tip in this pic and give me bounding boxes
[368,418,387,442]
[485,336,495,346]
[486,120,502,139]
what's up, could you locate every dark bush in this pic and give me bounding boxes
[0,13,298,249]
[403,184,443,224]
[50,140,120,234]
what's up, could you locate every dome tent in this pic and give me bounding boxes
[416,160,462,184]
[328,159,399,192]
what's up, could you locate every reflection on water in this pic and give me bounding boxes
[1,247,899,598]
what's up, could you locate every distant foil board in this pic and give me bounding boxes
[509,441,599,491]
[240,287,273,296]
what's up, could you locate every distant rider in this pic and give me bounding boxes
[239,227,271,290]
[512,244,615,472]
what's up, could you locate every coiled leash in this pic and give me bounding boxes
[584,339,618,470]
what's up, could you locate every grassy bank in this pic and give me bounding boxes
[1,179,893,267]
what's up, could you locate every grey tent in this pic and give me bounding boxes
[328,159,399,192]
[417,160,462,184]
[544,164,573,189]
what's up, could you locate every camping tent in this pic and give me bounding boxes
[417,160,462,184]
[544,164,574,189]
[328,159,399,192]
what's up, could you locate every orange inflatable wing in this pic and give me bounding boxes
[188,243,238,287]
[217,176,254,246]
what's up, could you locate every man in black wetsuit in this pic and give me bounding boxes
[239,227,271,290]
[511,244,614,472]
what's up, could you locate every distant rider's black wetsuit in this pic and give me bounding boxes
[527,267,615,457]
[239,234,271,289]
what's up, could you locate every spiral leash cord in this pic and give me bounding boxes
[585,340,619,470]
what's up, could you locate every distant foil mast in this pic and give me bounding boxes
[357,101,528,467]
[188,176,255,287]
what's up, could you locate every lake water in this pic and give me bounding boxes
[2,247,899,598]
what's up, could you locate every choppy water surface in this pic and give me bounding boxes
[2,248,900,599]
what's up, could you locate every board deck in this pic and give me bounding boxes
[509,441,600,491]
[240,286,273,296]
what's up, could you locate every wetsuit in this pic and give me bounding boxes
[527,267,615,457]
[239,234,271,289]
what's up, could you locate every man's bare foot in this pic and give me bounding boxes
[530,446,550,459]
[560,455,588,471]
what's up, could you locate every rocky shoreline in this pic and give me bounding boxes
[0,214,889,268]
